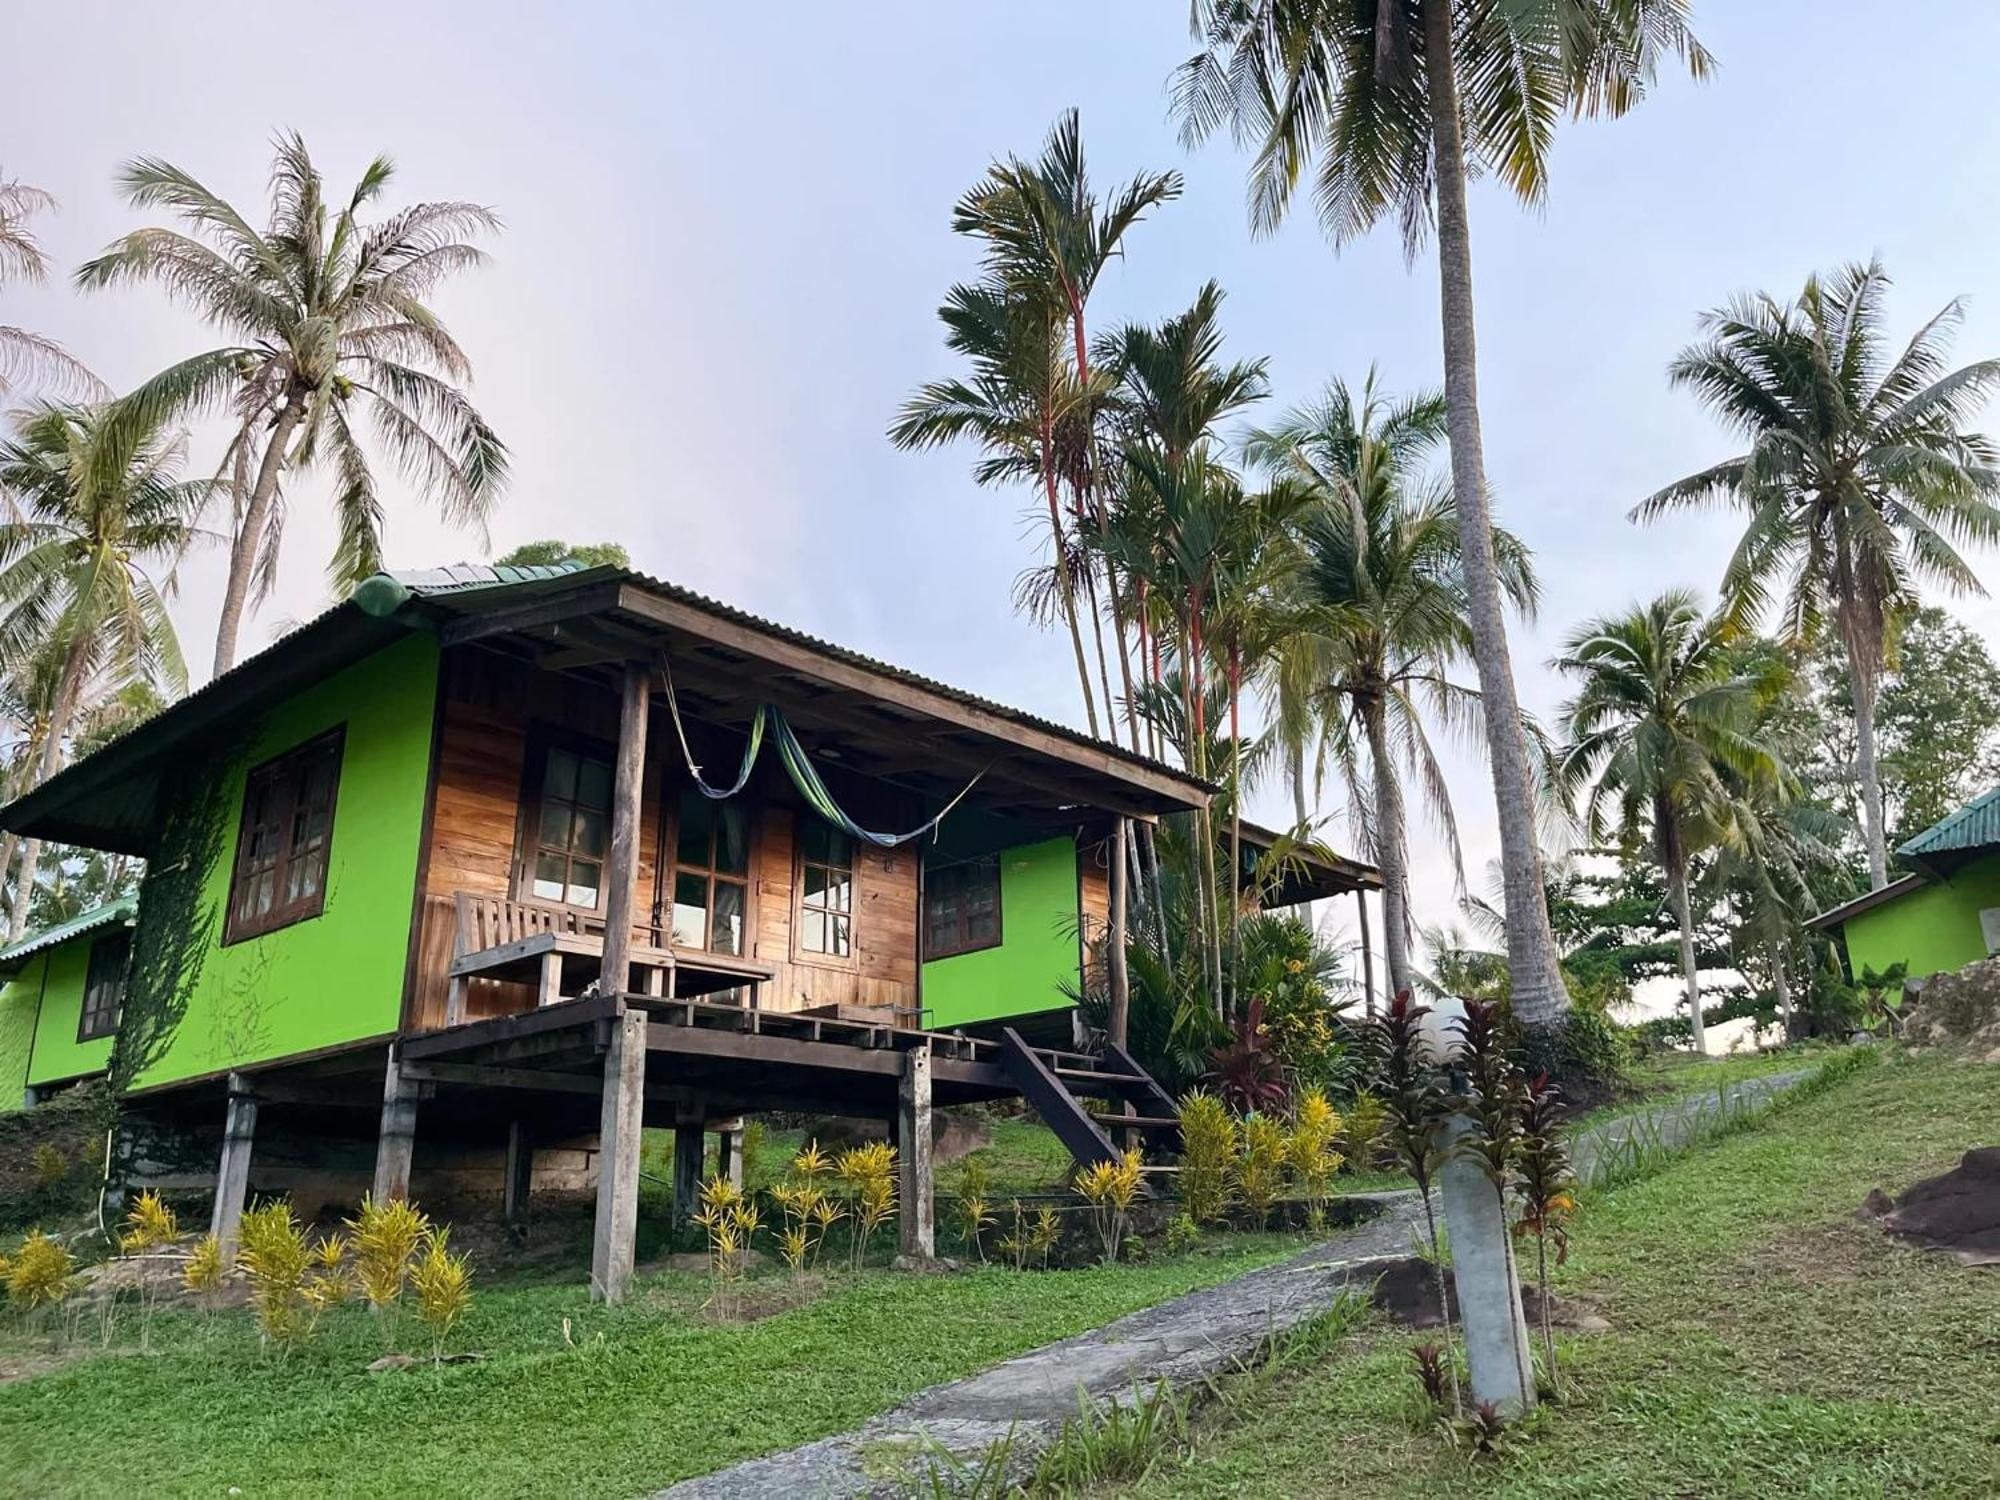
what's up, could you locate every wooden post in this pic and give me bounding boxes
[1356,887,1377,1017]
[672,1106,705,1226]
[591,1005,647,1302]
[209,1074,257,1250]
[371,1044,419,1204]
[504,1119,534,1232]
[1107,817,1131,1050]
[897,1045,934,1262]
[599,661,651,997]
[715,1117,746,1190]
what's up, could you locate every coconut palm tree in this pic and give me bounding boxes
[1635,260,2000,890]
[0,173,103,404]
[76,133,508,674]
[1173,1,1711,1031]
[1554,592,1786,1054]
[0,402,207,938]
[1251,374,1537,1001]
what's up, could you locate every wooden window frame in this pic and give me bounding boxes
[223,726,345,946]
[791,821,859,971]
[512,726,617,915]
[77,930,130,1042]
[923,855,1003,961]
[663,786,757,958]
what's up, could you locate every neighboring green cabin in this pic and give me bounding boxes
[1813,784,2000,981]
[0,898,136,1110]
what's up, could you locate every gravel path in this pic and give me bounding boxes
[658,1066,1818,1497]
[655,1193,1426,1499]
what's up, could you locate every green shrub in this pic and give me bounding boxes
[1238,1114,1288,1229]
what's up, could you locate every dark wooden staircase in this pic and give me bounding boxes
[999,1029,1182,1179]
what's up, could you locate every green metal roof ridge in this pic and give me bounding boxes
[1898,782,2000,859]
[0,894,138,966]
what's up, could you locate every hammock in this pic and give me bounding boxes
[655,651,988,845]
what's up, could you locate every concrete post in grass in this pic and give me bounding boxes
[1437,1110,1536,1416]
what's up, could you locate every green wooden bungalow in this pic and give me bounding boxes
[0,897,136,1109]
[1810,784,2000,981]
[0,563,1375,1298]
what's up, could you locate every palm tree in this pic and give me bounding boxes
[0,173,103,404]
[1635,260,2000,890]
[952,111,1182,748]
[892,278,1100,730]
[1173,1,1711,1031]
[1251,374,1537,1001]
[0,402,207,938]
[76,133,508,674]
[1554,592,1786,1054]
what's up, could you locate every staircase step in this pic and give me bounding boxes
[1089,1112,1180,1130]
[1052,1066,1157,1089]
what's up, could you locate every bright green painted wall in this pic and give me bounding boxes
[26,936,115,1088]
[921,836,1079,1029]
[135,633,439,1089]
[0,952,49,1111]
[1842,854,2000,980]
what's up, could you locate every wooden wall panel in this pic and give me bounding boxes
[414,648,919,1027]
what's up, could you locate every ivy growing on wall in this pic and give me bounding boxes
[109,737,246,1095]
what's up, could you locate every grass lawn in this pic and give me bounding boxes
[0,1227,1314,1497]
[1113,1046,2000,1498]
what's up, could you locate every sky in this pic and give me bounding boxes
[9,1,2000,1019]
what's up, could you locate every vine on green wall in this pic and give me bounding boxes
[110,738,246,1096]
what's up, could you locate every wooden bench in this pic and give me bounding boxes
[444,893,774,1025]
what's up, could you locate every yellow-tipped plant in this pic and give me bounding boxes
[1287,1088,1346,1230]
[118,1189,180,1255]
[953,1157,996,1262]
[694,1175,762,1316]
[409,1228,474,1364]
[835,1142,897,1271]
[1239,1114,1288,1230]
[1076,1150,1143,1263]
[6,1229,75,1313]
[237,1201,313,1351]
[346,1194,430,1353]
[183,1231,226,1306]
[1175,1091,1237,1226]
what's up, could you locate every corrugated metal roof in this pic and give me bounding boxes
[0,895,137,967]
[1899,784,2000,860]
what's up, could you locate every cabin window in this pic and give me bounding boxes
[224,728,344,943]
[924,857,1002,960]
[668,788,752,956]
[77,931,129,1042]
[525,742,614,909]
[797,821,854,959]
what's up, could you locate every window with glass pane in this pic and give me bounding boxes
[670,788,750,955]
[529,744,612,908]
[798,820,854,958]
[225,729,344,943]
[924,857,1001,959]
[78,932,129,1042]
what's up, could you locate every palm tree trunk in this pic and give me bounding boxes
[1290,737,1310,829]
[1360,693,1415,1000]
[1081,563,1119,744]
[1227,642,1245,1013]
[10,636,90,942]
[1846,645,1890,889]
[1420,0,1570,1029]
[1770,937,1794,1040]
[1040,465,1101,739]
[213,397,305,676]
[1662,820,1706,1055]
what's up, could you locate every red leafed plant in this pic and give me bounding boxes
[1208,997,1288,1114]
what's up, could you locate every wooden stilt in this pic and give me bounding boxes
[371,1044,419,1203]
[599,660,651,998]
[591,1005,647,1302]
[1108,816,1131,1050]
[672,1107,705,1226]
[897,1045,934,1263]
[210,1075,257,1250]
[715,1117,746,1189]
[504,1119,534,1231]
